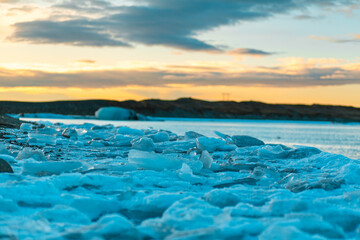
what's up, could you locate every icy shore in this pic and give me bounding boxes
[1,122,360,239]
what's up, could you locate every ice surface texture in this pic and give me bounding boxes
[0,123,359,239]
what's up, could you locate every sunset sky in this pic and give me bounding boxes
[0,0,359,105]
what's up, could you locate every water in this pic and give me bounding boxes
[24,118,360,160]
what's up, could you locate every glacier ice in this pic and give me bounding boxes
[95,107,147,121]
[0,123,359,239]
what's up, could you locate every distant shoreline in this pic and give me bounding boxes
[1,98,360,123]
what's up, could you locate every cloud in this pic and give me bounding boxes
[0,60,359,88]
[294,14,322,20]
[76,59,96,64]
[5,5,36,16]
[9,20,130,47]
[7,6,34,12]
[8,0,358,50]
[227,48,275,57]
[311,34,360,43]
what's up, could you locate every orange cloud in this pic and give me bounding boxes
[2,84,360,107]
[0,58,359,89]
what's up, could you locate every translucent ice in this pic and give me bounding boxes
[95,107,138,120]
[118,126,144,136]
[16,148,47,161]
[128,150,183,171]
[196,137,226,152]
[132,137,155,152]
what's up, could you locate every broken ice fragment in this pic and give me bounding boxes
[196,137,226,152]
[232,135,264,147]
[200,150,213,169]
[132,137,155,152]
[128,150,183,171]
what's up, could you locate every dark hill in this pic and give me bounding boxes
[1,98,360,122]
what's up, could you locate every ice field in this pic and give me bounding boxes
[1,120,360,239]
[23,118,360,160]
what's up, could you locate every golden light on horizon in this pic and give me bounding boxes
[1,84,360,107]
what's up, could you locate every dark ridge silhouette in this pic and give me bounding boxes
[1,98,360,122]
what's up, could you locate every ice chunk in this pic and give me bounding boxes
[39,205,90,224]
[16,148,47,161]
[204,189,242,208]
[288,146,321,159]
[96,107,138,120]
[155,140,196,153]
[338,162,360,185]
[268,199,308,216]
[217,144,237,152]
[132,137,155,152]
[259,225,315,240]
[118,126,144,136]
[62,128,78,139]
[140,197,222,238]
[35,126,58,135]
[148,132,170,143]
[200,150,212,169]
[255,144,290,159]
[177,163,205,184]
[232,135,264,147]
[28,133,56,146]
[122,192,189,222]
[214,131,230,139]
[219,218,265,239]
[128,150,183,171]
[68,214,140,240]
[22,161,82,176]
[227,203,264,218]
[0,145,10,155]
[162,197,222,231]
[319,207,360,232]
[185,131,204,139]
[20,123,33,131]
[196,137,226,152]
[284,213,345,239]
[186,159,204,173]
[91,214,140,239]
[113,134,133,146]
[91,124,114,130]
[69,196,121,220]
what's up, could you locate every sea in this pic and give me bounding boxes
[24,118,360,160]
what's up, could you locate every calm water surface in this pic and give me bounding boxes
[25,118,360,160]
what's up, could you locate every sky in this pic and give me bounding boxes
[0,0,360,106]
